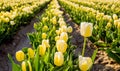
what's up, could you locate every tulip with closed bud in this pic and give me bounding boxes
[15,50,25,62]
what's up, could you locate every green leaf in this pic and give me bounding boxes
[8,54,21,71]
[92,49,98,62]
[33,48,40,71]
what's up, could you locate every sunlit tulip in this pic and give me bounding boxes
[60,32,68,42]
[42,25,48,31]
[42,33,47,39]
[67,26,73,33]
[22,61,26,71]
[16,50,25,61]
[80,22,93,37]
[10,21,15,25]
[54,52,64,66]
[56,39,67,53]
[114,20,119,27]
[106,22,112,28]
[61,25,67,32]
[51,16,57,25]
[39,44,46,56]
[28,48,34,58]
[113,14,118,20]
[56,30,60,35]
[55,36,60,41]
[79,56,92,71]
[42,39,50,48]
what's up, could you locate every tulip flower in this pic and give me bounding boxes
[54,52,64,66]
[106,22,112,28]
[22,61,26,71]
[42,33,47,39]
[51,16,57,25]
[39,44,46,56]
[79,56,92,71]
[80,22,93,37]
[61,25,67,32]
[60,32,68,42]
[56,30,60,35]
[15,50,25,61]
[80,22,93,56]
[42,39,50,48]
[113,14,118,20]
[42,25,48,31]
[28,48,34,58]
[67,26,73,33]
[55,36,60,41]
[56,39,67,53]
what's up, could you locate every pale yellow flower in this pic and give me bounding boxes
[60,32,68,42]
[55,36,60,41]
[106,22,112,28]
[79,56,92,71]
[80,22,93,37]
[42,25,48,31]
[56,30,60,35]
[42,39,50,48]
[67,26,73,33]
[22,61,26,71]
[56,39,67,53]
[39,44,46,56]
[113,14,118,20]
[16,50,25,61]
[28,48,34,58]
[42,33,47,39]
[51,16,57,25]
[54,52,64,66]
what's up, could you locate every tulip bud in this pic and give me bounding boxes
[79,56,92,71]
[61,25,67,32]
[80,22,93,37]
[56,30,60,35]
[60,32,68,42]
[54,52,64,66]
[55,36,60,41]
[39,44,46,56]
[42,39,50,48]
[42,33,47,39]
[113,14,118,20]
[106,22,112,28]
[42,25,48,31]
[67,26,73,33]
[10,21,15,25]
[22,61,26,71]
[56,39,67,53]
[28,48,34,58]
[51,16,57,25]
[16,50,25,61]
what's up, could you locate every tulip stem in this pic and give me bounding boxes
[82,37,87,56]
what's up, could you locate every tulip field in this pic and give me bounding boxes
[0,0,120,71]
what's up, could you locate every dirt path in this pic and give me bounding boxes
[0,8,46,71]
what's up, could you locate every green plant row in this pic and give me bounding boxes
[8,0,98,71]
[0,0,50,43]
[69,0,120,17]
[58,0,120,63]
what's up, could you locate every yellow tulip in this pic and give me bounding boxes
[10,21,15,25]
[55,36,60,41]
[15,50,25,61]
[67,26,73,33]
[42,39,50,48]
[53,16,57,25]
[114,20,118,27]
[42,25,48,31]
[56,39,67,53]
[60,32,68,42]
[22,61,26,71]
[54,52,64,66]
[28,48,34,58]
[106,22,112,28]
[79,56,92,71]
[80,22,93,37]
[113,14,118,20]
[42,33,47,39]
[27,61,32,71]
[60,25,67,32]
[56,30,60,35]
[39,44,46,56]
